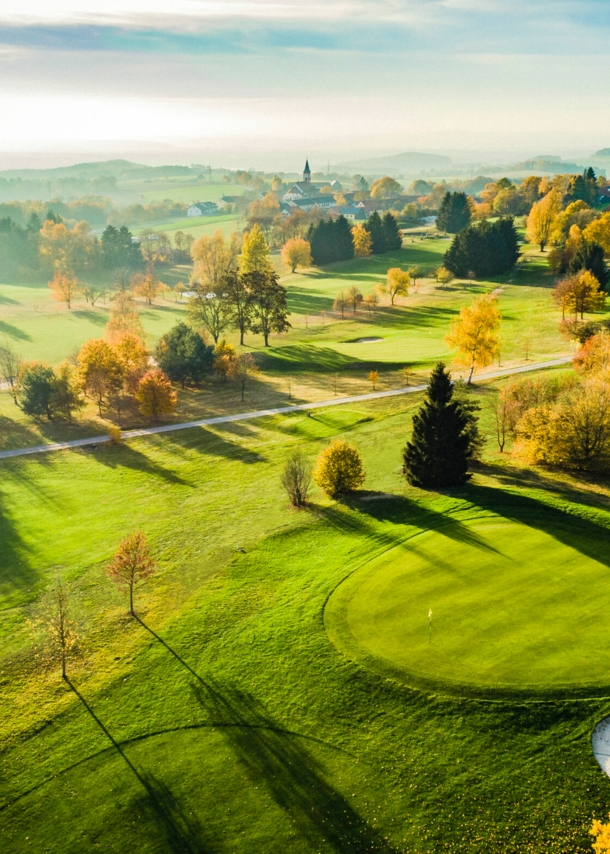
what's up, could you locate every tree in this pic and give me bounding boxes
[247,192,280,234]
[313,440,366,496]
[525,190,563,251]
[19,363,56,419]
[213,338,237,382]
[444,218,519,278]
[365,211,400,255]
[351,224,372,257]
[188,275,231,344]
[370,177,402,199]
[592,814,610,852]
[436,267,455,287]
[101,224,141,269]
[379,268,410,305]
[107,530,155,617]
[106,289,144,343]
[77,339,123,416]
[584,211,610,256]
[114,333,149,393]
[156,322,213,387]
[334,290,348,318]
[363,291,379,314]
[248,270,290,347]
[368,370,379,390]
[567,241,610,290]
[78,281,107,306]
[280,451,312,507]
[0,343,21,403]
[136,369,177,420]
[436,192,472,233]
[40,576,77,680]
[402,362,479,488]
[574,329,610,376]
[382,212,403,251]
[191,229,240,289]
[307,217,354,265]
[229,353,259,401]
[131,270,162,305]
[224,271,254,346]
[281,238,312,273]
[408,266,424,289]
[240,224,272,274]
[48,270,79,309]
[49,363,85,422]
[553,270,605,320]
[346,285,363,314]
[445,294,501,382]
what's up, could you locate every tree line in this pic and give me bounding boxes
[306,212,402,265]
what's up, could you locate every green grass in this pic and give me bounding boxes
[135,213,240,241]
[327,515,610,694]
[2,386,610,852]
[134,182,246,205]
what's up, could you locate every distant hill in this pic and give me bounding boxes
[510,156,582,174]
[0,159,196,181]
[592,148,610,159]
[334,151,452,176]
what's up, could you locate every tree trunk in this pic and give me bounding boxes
[61,647,66,680]
[240,329,245,346]
[468,362,475,384]
[129,582,134,616]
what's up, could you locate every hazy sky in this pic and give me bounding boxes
[0,0,609,166]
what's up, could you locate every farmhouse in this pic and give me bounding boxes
[187,201,218,217]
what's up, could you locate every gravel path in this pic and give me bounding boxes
[0,356,572,461]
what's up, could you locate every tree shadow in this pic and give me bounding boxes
[0,320,31,341]
[162,427,266,464]
[72,310,107,326]
[0,486,37,594]
[135,618,398,853]
[66,678,215,854]
[86,443,193,486]
[0,292,19,305]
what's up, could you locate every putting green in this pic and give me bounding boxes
[325,516,610,694]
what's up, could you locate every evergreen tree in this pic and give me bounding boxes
[307,217,354,265]
[568,241,610,291]
[102,224,141,269]
[402,362,480,488]
[364,211,386,253]
[436,191,472,233]
[444,218,519,278]
[334,215,355,261]
[155,322,214,387]
[382,212,403,250]
[19,364,57,420]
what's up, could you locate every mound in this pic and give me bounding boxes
[325,516,610,696]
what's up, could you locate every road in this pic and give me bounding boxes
[0,356,572,461]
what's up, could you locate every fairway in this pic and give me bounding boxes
[326,515,610,694]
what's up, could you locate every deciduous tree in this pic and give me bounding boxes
[224,271,254,345]
[131,270,162,305]
[553,271,605,320]
[49,363,85,422]
[334,290,348,318]
[351,224,372,257]
[370,177,402,199]
[280,451,312,507]
[346,285,363,314]
[248,270,290,346]
[240,224,272,274]
[0,343,21,403]
[106,289,144,343]
[281,238,312,272]
[136,369,177,420]
[49,270,79,309]
[379,268,410,305]
[213,338,237,382]
[525,190,563,251]
[229,352,259,401]
[445,294,501,382]
[313,440,366,496]
[40,576,77,680]
[191,230,240,288]
[368,370,379,390]
[107,530,155,616]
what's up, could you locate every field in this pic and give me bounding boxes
[2,385,610,853]
[2,234,610,852]
[120,180,246,205]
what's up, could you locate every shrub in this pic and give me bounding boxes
[313,440,365,497]
[107,425,122,445]
[280,451,312,506]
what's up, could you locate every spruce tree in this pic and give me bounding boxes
[364,211,386,254]
[437,191,472,234]
[402,363,479,488]
[382,212,403,251]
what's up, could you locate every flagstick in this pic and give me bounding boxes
[428,609,433,644]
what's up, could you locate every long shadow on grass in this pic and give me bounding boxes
[66,678,215,854]
[72,310,107,326]
[460,482,610,568]
[88,443,192,486]
[0,487,37,592]
[162,427,266,464]
[0,320,31,341]
[136,617,398,853]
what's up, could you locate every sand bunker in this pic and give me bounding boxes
[593,717,610,775]
[349,337,382,343]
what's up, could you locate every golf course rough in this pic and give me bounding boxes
[325,514,610,697]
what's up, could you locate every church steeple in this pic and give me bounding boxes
[303,159,311,183]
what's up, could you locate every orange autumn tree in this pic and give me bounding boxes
[49,270,79,309]
[136,369,177,420]
[281,238,312,273]
[107,530,155,616]
[114,333,150,394]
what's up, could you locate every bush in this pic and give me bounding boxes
[313,440,365,497]
[280,451,312,506]
[107,425,122,445]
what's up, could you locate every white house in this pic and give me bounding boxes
[187,201,218,217]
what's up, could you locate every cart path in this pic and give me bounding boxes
[0,356,572,461]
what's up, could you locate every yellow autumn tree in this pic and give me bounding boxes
[48,270,79,309]
[445,294,502,382]
[378,268,410,305]
[313,440,366,497]
[553,270,605,320]
[136,369,177,420]
[281,238,312,272]
[351,224,372,257]
[584,211,610,255]
[240,223,272,274]
[213,338,238,382]
[525,189,563,251]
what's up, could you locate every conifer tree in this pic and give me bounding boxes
[382,212,403,250]
[436,192,472,234]
[402,362,480,488]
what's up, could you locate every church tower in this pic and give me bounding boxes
[303,159,311,183]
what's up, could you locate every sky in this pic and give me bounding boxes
[0,0,609,168]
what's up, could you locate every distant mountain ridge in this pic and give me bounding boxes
[333,151,452,175]
[0,159,196,181]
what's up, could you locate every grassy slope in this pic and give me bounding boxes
[133,182,246,205]
[2,383,610,852]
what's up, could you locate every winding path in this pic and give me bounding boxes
[0,356,572,461]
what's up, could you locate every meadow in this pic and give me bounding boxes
[2,379,610,853]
